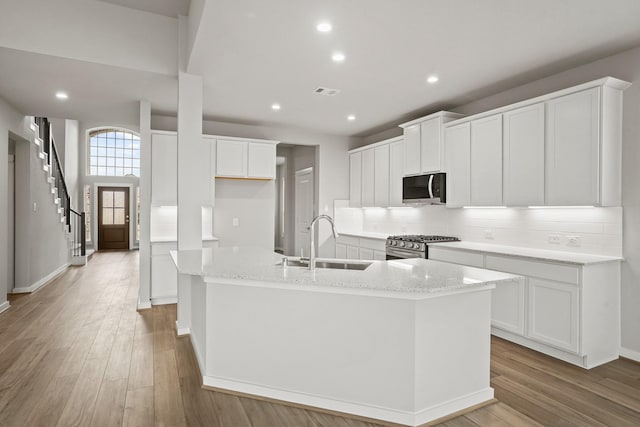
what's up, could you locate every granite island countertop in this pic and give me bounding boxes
[170,246,520,300]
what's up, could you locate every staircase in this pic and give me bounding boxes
[28,117,89,265]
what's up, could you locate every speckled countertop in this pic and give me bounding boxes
[170,246,520,300]
[430,241,623,265]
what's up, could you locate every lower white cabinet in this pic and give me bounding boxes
[429,246,620,369]
[336,235,386,261]
[151,242,178,304]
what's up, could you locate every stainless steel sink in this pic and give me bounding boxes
[279,257,372,271]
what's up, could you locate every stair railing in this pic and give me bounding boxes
[69,209,86,257]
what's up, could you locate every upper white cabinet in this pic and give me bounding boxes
[374,145,390,207]
[216,138,278,180]
[361,148,375,207]
[389,140,405,206]
[349,152,362,207]
[348,136,403,208]
[151,132,177,205]
[470,114,503,206]
[444,123,471,207]
[399,111,464,175]
[503,103,545,206]
[443,77,630,207]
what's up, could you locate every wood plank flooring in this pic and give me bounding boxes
[1,251,639,426]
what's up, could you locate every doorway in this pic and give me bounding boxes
[98,186,130,250]
[7,149,15,292]
[295,167,314,257]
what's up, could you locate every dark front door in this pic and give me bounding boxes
[98,186,130,250]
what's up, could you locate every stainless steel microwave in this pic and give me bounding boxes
[402,173,447,204]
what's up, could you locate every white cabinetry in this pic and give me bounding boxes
[389,140,405,206]
[151,242,177,304]
[348,136,403,208]
[361,149,375,207]
[399,111,464,175]
[374,145,390,207]
[151,132,177,205]
[335,243,347,259]
[444,123,471,207]
[336,235,386,261]
[470,115,503,206]
[503,103,545,206]
[349,152,362,207]
[216,138,278,179]
[430,246,620,368]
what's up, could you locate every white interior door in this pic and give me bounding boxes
[7,154,15,292]
[295,168,313,257]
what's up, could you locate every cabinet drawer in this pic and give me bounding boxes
[151,242,177,256]
[336,235,360,246]
[486,255,579,285]
[429,247,484,268]
[359,237,386,252]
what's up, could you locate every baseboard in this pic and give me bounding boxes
[176,320,191,337]
[202,376,493,426]
[11,263,69,294]
[151,296,177,306]
[137,299,152,310]
[620,347,640,363]
[0,301,11,315]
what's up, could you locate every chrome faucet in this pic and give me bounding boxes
[308,214,339,270]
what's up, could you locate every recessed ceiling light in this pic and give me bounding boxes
[332,52,346,62]
[55,91,68,100]
[427,75,439,84]
[347,115,356,121]
[317,22,332,33]
[271,103,281,110]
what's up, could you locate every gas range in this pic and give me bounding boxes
[385,235,460,259]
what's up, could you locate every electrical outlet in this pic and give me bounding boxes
[484,229,494,239]
[548,234,561,244]
[232,218,239,227]
[567,235,581,247]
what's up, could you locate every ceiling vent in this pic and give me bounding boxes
[313,87,341,96]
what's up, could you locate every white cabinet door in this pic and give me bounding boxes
[349,152,362,208]
[374,144,390,207]
[389,140,405,206]
[346,245,359,260]
[151,254,178,300]
[335,243,347,259]
[471,115,503,206]
[492,278,526,335]
[373,250,386,260]
[503,103,545,206]
[421,117,442,173]
[216,139,247,178]
[445,123,471,207]
[359,248,374,260]
[247,142,276,179]
[151,133,177,205]
[361,149,375,207]
[527,278,579,353]
[546,87,600,206]
[403,124,421,175]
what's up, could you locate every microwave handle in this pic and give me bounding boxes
[428,174,434,198]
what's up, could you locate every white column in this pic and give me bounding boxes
[138,100,152,309]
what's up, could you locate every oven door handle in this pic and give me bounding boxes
[428,174,434,199]
[386,248,423,258]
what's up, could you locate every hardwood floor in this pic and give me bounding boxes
[1,251,639,426]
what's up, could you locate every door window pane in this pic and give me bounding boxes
[113,208,125,224]
[114,191,125,208]
[103,191,113,207]
[102,208,113,225]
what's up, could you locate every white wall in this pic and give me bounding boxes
[64,120,79,210]
[356,44,640,356]
[213,179,275,249]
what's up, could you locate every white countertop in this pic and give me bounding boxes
[431,241,623,265]
[338,231,389,240]
[150,235,219,243]
[170,246,520,299]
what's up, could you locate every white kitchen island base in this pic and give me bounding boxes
[172,247,520,426]
[189,277,494,426]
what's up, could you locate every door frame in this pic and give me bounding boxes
[7,154,15,293]
[294,167,314,257]
[93,182,136,251]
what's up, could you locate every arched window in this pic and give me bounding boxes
[88,128,140,176]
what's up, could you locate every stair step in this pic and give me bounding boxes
[48,177,55,184]
[38,151,45,160]
[34,137,42,147]
[57,207,64,214]
[30,120,38,132]
[60,216,66,223]
[43,164,50,172]
[51,187,57,195]
[54,198,60,205]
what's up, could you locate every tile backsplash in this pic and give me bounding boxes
[334,201,622,256]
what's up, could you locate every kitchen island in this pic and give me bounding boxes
[171,247,520,426]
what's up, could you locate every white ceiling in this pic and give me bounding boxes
[1,0,640,137]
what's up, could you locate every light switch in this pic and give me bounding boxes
[33,202,37,212]
[232,218,239,227]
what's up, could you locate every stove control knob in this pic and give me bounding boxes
[391,241,397,246]
[399,242,405,248]
[411,243,418,249]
